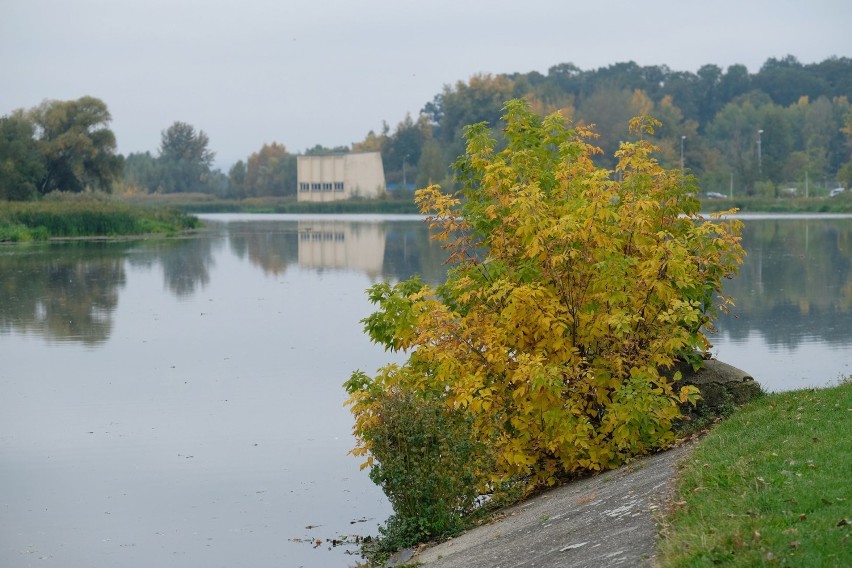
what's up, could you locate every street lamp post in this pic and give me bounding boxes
[402,154,409,189]
[757,129,764,175]
[680,135,686,170]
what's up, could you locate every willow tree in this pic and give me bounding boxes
[30,96,121,194]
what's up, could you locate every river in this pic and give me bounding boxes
[1,213,850,567]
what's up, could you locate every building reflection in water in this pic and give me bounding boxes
[297,221,386,277]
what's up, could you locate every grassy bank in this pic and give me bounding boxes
[658,380,851,567]
[700,194,852,214]
[115,192,852,216]
[117,193,421,214]
[0,194,201,242]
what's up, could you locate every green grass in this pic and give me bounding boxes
[700,194,852,214]
[658,380,852,567]
[117,192,421,214]
[0,193,201,241]
[117,191,852,216]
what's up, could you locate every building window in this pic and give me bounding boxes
[299,182,310,192]
[334,182,344,191]
[311,183,321,191]
[322,183,332,191]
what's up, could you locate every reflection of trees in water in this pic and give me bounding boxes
[4,218,847,349]
[382,221,448,285]
[155,238,220,297]
[718,301,852,349]
[0,243,128,345]
[124,237,220,297]
[227,221,298,276]
[717,218,852,347]
[223,219,443,282]
[222,219,447,284]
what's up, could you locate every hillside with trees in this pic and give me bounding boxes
[383,55,852,197]
[1,55,850,201]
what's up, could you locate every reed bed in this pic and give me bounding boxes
[0,194,200,242]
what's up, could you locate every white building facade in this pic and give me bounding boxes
[296,152,386,202]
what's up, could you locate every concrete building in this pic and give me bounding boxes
[296,152,386,202]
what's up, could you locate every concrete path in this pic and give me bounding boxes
[410,442,695,568]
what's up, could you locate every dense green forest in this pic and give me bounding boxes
[2,55,850,201]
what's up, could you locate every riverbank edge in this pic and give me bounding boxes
[656,380,851,566]
[399,439,699,567]
[387,380,848,567]
[0,199,202,242]
[118,193,852,215]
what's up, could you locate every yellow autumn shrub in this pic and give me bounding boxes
[346,99,744,534]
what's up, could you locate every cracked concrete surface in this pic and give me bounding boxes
[411,442,695,568]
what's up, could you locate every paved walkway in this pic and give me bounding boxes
[409,442,696,568]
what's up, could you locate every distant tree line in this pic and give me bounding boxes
[123,121,228,196]
[2,55,851,200]
[399,55,852,196]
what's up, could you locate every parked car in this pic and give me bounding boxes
[705,192,728,199]
[829,187,845,198]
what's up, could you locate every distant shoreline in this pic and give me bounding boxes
[0,197,201,242]
[118,193,852,216]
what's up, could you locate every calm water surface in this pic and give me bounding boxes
[1,213,850,567]
[712,214,852,389]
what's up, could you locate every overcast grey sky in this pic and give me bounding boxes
[3,0,850,169]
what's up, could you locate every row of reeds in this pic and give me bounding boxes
[0,193,201,242]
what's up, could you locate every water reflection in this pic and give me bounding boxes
[2,215,850,355]
[155,238,220,297]
[1,214,851,568]
[717,216,852,348]
[219,216,447,284]
[380,221,448,284]
[0,243,127,345]
[228,221,299,276]
[298,221,385,276]
[0,217,448,346]
[212,217,446,283]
